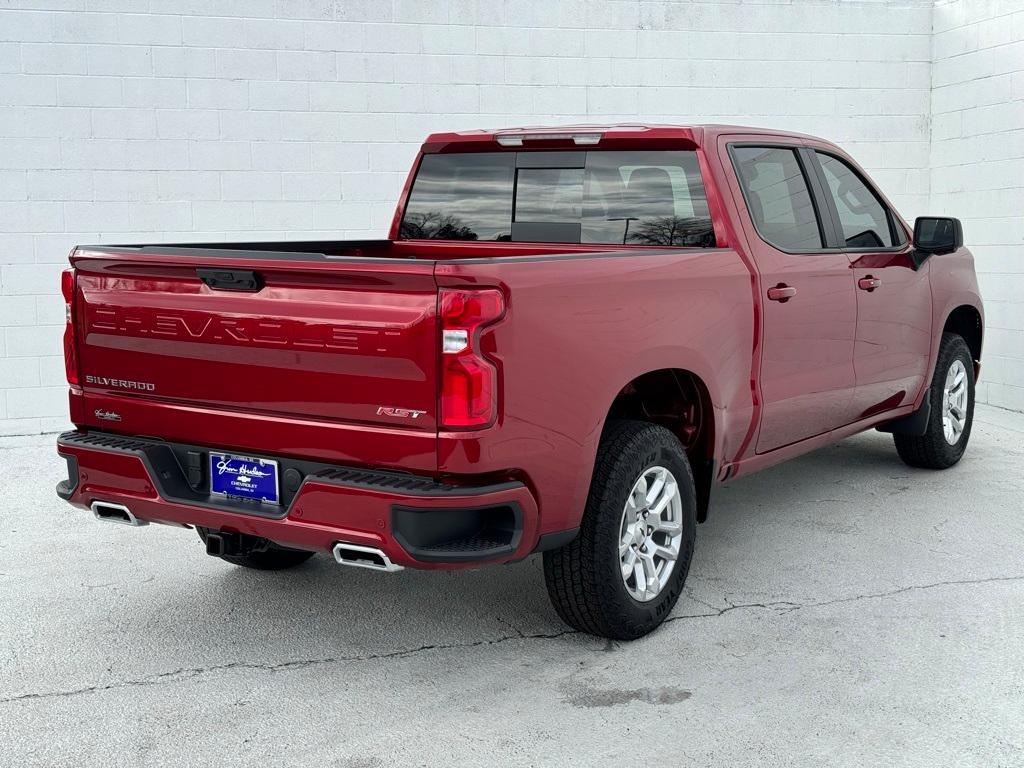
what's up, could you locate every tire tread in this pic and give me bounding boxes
[543,420,695,640]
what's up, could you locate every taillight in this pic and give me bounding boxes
[61,268,79,386]
[439,288,505,429]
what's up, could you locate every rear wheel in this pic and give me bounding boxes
[894,332,975,469]
[196,527,315,570]
[543,420,697,640]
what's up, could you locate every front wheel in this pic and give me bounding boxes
[543,421,697,640]
[894,332,975,469]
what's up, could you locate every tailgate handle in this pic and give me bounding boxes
[197,268,263,292]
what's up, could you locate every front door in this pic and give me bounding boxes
[722,140,859,453]
[809,149,933,418]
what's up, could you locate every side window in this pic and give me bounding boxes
[894,221,907,246]
[815,152,894,248]
[731,146,822,251]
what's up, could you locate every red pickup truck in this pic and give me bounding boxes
[56,124,983,639]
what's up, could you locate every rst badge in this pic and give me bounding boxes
[376,406,427,420]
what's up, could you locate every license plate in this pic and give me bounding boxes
[209,452,280,505]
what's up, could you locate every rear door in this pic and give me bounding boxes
[806,149,932,418]
[73,248,439,431]
[722,139,859,453]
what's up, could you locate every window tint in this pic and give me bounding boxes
[893,220,907,246]
[731,146,822,251]
[399,151,715,246]
[816,152,894,248]
[399,153,515,241]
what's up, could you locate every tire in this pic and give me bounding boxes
[196,527,315,570]
[543,420,697,640]
[894,332,975,469]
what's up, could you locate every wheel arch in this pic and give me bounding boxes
[880,305,983,438]
[943,304,983,373]
[603,367,717,523]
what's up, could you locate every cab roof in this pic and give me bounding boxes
[421,123,832,153]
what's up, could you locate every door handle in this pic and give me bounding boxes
[766,284,797,303]
[197,268,263,292]
[858,276,881,292]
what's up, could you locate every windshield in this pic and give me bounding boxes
[399,150,715,246]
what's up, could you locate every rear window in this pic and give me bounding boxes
[399,151,716,247]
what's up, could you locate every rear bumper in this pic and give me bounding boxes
[56,431,544,570]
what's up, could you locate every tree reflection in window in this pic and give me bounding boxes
[399,211,479,240]
[625,216,716,247]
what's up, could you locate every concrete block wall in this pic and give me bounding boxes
[930,0,1024,412]
[0,0,1016,434]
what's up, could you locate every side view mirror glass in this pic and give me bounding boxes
[913,216,963,255]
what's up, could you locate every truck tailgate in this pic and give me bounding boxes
[71,248,439,433]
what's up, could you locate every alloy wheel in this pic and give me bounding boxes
[618,466,684,602]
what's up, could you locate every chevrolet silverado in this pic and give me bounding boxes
[56,124,983,639]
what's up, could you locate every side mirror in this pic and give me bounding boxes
[913,216,963,255]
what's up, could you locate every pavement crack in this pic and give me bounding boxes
[808,574,1024,609]
[4,575,1021,705]
[0,628,583,705]
[683,591,724,612]
[494,615,527,639]
[665,573,1024,623]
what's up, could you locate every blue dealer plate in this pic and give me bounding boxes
[209,452,280,505]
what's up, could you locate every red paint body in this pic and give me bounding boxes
[56,124,983,569]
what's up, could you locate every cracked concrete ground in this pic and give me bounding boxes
[1,404,1023,767]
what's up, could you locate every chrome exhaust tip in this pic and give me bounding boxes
[90,501,148,527]
[332,542,403,572]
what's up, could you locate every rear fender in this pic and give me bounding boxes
[574,346,725,522]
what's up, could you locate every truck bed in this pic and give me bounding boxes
[67,239,670,474]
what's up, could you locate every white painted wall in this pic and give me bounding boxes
[0,0,1017,434]
[930,0,1024,412]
